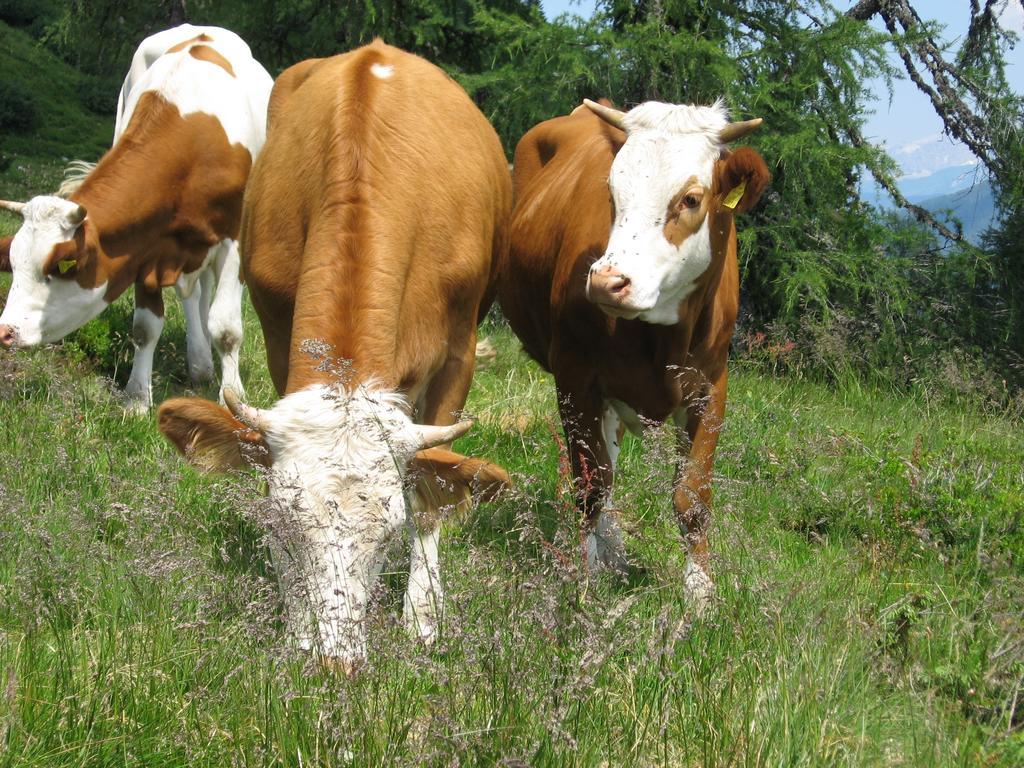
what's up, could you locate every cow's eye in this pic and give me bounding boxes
[681,193,702,209]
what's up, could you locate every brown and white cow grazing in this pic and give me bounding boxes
[499,99,769,606]
[157,41,511,670]
[0,25,272,411]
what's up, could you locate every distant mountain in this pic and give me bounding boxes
[860,164,984,207]
[861,172,996,244]
[916,182,996,244]
[886,132,977,179]
[900,164,987,202]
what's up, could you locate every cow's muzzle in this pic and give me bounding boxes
[587,265,644,317]
[0,324,16,348]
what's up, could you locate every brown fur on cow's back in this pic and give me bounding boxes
[239,41,512,397]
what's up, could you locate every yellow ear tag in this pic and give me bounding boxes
[58,259,76,274]
[722,179,747,210]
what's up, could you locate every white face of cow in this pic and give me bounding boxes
[0,196,108,346]
[223,385,471,661]
[584,101,741,326]
[255,386,422,523]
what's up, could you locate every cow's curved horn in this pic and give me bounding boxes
[224,388,269,433]
[65,204,87,227]
[411,420,474,450]
[719,118,763,143]
[583,99,627,131]
[0,200,26,216]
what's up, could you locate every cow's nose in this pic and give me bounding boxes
[0,324,15,348]
[588,265,632,305]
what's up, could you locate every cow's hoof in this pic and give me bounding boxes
[320,655,361,678]
[217,383,246,407]
[404,599,440,646]
[409,622,438,648]
[406,615,439,647]
[585,511,629,573]
[122,391,152,415]
[684,559,715,617]
[474,337,497,367]
[189,366,215,385]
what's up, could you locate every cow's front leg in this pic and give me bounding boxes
[404,330,479,641]
[124,285,165,413]
[206,239,246,404]
[588,403,628,570]
[672,367,728,613]
[177,282,215,385]
[557,385,621,570]
[403,500,442,645]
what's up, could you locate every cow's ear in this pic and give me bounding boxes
[713,147,770,214]
[41,238,83,278]
[0,236,12,272]
[410,447,511,515]
[158,397,269,472]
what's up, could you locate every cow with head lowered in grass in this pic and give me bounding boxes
[0,25,272,411]
[498,99,769,607]
[157,42,512,672]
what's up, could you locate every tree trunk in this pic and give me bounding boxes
[846,0,882,20]
[169,0,187,26]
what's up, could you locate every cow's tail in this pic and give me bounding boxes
[57,161,97,197]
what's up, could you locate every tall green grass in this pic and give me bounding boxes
[0,285,1021,765]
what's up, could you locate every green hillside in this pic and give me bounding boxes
[0,20,112,166]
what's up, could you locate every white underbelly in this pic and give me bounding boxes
[175,242,221,298]
[607,398,645,437]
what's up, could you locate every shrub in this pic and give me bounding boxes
[78,76,119,116]
[0,79,40,134]
[0,0,57,28]
[63,301,134,380]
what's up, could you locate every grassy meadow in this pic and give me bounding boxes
[1,194,1023,766]
[0,12,1022,765]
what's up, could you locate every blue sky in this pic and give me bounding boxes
[539,1,1023,172]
